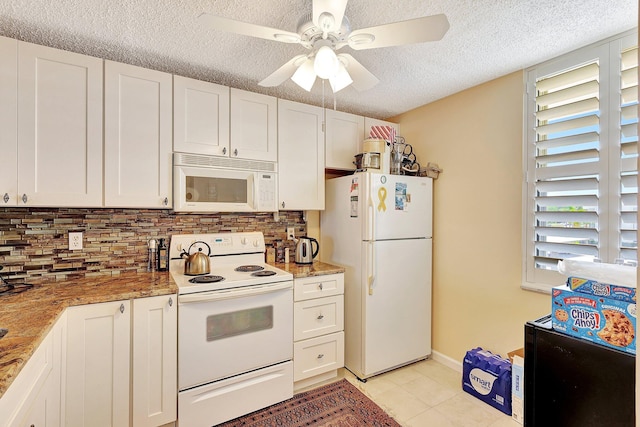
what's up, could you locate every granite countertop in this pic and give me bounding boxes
[0,272,177,399]
[272,261,345,278]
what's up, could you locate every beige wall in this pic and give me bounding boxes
[392,71,549,362]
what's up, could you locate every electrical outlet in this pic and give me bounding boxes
[69,232,83,250]
[287,227,295,240]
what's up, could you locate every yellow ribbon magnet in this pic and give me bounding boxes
[378,187,387,212]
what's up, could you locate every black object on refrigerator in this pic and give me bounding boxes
[524,314,635,427]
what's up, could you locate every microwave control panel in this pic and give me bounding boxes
[257,173,277,211]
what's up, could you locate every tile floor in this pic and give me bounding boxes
[339,359,520,427]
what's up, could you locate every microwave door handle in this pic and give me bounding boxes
[248,173,256,211]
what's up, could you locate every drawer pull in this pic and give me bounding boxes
[317,354,324,359]
[2,193,8,203]
[318,283,323,290]
[169,297,173,307]
[317,314,324,320]
[120,303,125,314]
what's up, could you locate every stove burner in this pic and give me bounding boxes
[251,270,277,277]
[235,265,264,272]
[0,282,34,296]
[188,275,225,284]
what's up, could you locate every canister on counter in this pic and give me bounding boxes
[266,245,276,263]
[275,239,285,263]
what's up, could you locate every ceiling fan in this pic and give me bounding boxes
[199,0,449,93]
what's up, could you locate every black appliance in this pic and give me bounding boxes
[524,315,635,427]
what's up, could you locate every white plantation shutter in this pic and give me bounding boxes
[524,31,638,291]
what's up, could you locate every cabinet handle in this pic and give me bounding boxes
[22,194,28,204]
[317,314,324,320]
[281,201,285,209]
[233,148,238,156]
[317,354,324,359]
[120,303,125,314]
[163,197,168,206]
[318,283,323,290]
[2,193,8,203]
[168,297,173,307]
[222,147,227,155]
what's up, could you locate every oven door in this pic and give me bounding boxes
[178,281,293,390]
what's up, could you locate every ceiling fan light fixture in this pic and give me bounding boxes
[291,58,317,91]
[329,62,353,92]
[314,45,339,79]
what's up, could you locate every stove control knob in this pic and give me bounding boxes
[241,237,247,245]
[253,239,259,247]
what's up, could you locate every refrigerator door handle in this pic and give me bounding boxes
[367,241,375,295]
[366,181,375,241]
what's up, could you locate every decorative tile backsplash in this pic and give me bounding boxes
[0,208,306,281]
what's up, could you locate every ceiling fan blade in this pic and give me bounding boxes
[312,0,348,33]
[347,14,449,50]
[337,54,379,92]
[198,13,301,44]
[258,54,308,87]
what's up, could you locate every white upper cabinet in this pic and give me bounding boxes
[363,117,399,140]
[278,99,325,210]
[104,60,172,208]
[0,36,17,206]
[173,75,230,156]
[230,88,278,162]
[324,109,364,170]
[17,41,103,207]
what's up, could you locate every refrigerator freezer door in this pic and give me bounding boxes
[360,237,432,377]
[362,174,432,241]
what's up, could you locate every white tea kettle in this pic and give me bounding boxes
[295,236,319,265]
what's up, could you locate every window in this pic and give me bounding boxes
[523,30,638,292]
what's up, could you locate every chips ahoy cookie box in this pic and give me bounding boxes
[462,348,512,415]
[552,285,636,354]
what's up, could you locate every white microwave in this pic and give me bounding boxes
[173,153,278,213]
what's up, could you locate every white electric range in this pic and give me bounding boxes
[169,232,294,427]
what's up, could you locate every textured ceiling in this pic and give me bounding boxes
[0,0,637,119]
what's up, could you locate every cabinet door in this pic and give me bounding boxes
[278,99,325,210]
[17,42,103,207]
[363,117,399,141]
[64,301,130,427]
[230,88,277,161]
[325,110,364,170]
[132,295,177,427]
[104,60,172,208]
[0,36,17,206]
[174,75,230,156]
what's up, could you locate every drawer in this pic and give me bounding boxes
[294,273,344,302]
[293,332,344,382]
[294,295,344,341]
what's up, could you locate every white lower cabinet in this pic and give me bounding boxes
[63,295,177,427]
[0,294,178,427]
[293,273,344,390]
[63,300,131,427]
[132,295,177,427]
[0,312,65,427]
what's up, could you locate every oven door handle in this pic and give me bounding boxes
[179,281,292,303]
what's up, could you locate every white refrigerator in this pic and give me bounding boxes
[321,172,433,380]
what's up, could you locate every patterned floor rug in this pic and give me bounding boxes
[218,378,401,426]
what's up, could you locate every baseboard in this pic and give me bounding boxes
[431,350,462,373]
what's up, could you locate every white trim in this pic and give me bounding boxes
[431,350,462,373]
